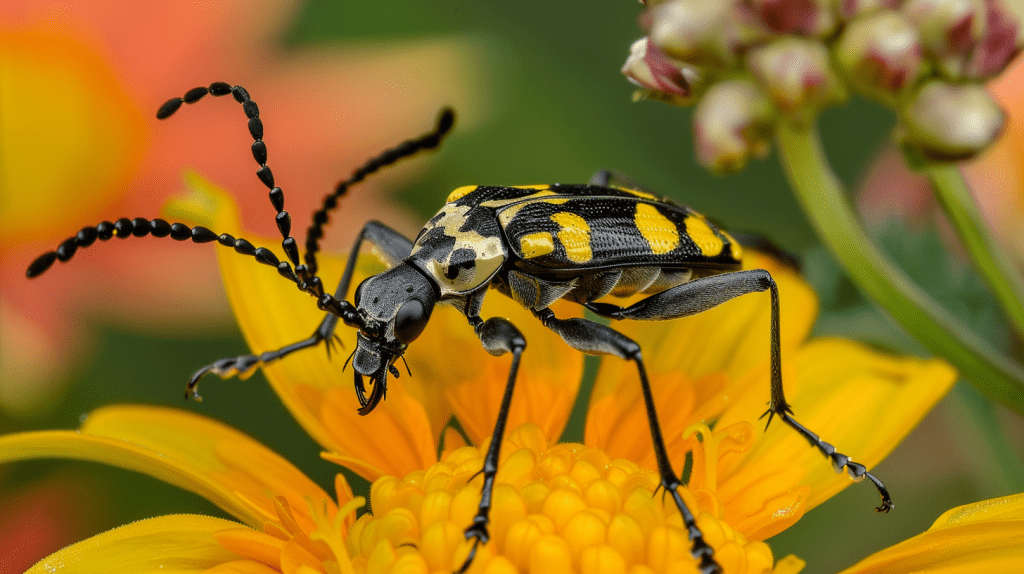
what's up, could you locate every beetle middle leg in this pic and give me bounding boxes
[457,315,527,574]
[585,269,894,512]
[185,220,414,400]
[533,307,722,574]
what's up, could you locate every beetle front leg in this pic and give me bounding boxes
[457,316,526,574]
[186,220,414,400]
[533,308,722,574]
[585,269,894,513]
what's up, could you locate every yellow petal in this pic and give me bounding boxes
[0,405,334,529]
[838,493,1024,574]
[429,296,583,447]
[714,339,956,540]
[168,177,437,475]
[173,176,582,478]
[586,252,816,454]
[25,514,244,574]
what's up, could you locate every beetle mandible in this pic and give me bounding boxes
[27,83,893,574]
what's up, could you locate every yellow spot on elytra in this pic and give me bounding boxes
[550,212,592,263]
[684,215,724,257]
[494,191,569,226]
[520,232,555,259]
[720,230,743,260]
[446,185,478,203]
[634,204,679,255]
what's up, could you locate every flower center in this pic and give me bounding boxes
[342,423,777,574]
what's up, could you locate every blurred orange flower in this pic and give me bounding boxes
[0,1,485,413]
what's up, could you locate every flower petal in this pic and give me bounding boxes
[25,514,245,574]
[174,177,583,479]
[166,177,438,477]
[429,296,583,448]
[838,493,1024,574]
[714,339,956,540]
[586,251,815,456]
[0,405,334,530]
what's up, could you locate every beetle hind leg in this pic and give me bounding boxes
[584,268,894,513]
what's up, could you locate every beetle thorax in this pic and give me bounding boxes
[408,203,507,296]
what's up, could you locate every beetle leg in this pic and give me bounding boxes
[587,169,660,197]
[185,220,414,400]
[584,269,895,513]
[457,316,526,574]
[533,307,721,574]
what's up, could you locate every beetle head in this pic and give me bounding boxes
[348,263,437,415]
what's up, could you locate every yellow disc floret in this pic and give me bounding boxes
[342,424,777,574]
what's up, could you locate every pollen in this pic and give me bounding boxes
[335,423,778,574]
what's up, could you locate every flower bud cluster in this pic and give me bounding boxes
[624,0,1021,170]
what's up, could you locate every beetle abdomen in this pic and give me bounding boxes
[492,188,742,272]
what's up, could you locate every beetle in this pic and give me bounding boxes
[27,82,893,574]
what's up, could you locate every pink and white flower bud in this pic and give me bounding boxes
[747,38,847,121]
[749,0,837,37]
[832,0,900,22]
[963,0,1023,79]
[901,80,1007,159]
[644,0,738,69]
[622,37,701,105]
[903,0,987,76]
[835,11,924,103]
[693,79,775,172]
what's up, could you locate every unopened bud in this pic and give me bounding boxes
[832,0,899,22]
[747,38,847,122]
[836,11,924,103]
[622,37,701,105]
[964,0,1023,79]
[693,79,775,173]
[903,0,987,76]
[749,0,837,36]
[645,0,737,69]
[901,81,1006,160]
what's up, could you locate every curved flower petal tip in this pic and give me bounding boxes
[0,405,336,530]
[838,492,1024,574]
[25,514,245,574]
[715,339,956,539]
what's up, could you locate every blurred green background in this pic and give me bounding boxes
[2,2,1022,573]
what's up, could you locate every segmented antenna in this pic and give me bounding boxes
[25,217,363,329]
[303,108,456,278]
[157,83,319,295]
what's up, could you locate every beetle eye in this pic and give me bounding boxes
[353,278,369,306]
[393,299,428,344]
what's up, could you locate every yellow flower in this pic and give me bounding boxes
[1,180,974,573]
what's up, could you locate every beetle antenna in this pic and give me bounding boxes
[157,83,326,298]
[303,108,456,278]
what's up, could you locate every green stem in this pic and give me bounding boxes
[775,121,1024,416]
[925,163,1024,339]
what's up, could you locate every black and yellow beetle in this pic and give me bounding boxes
[27,83,893,574]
